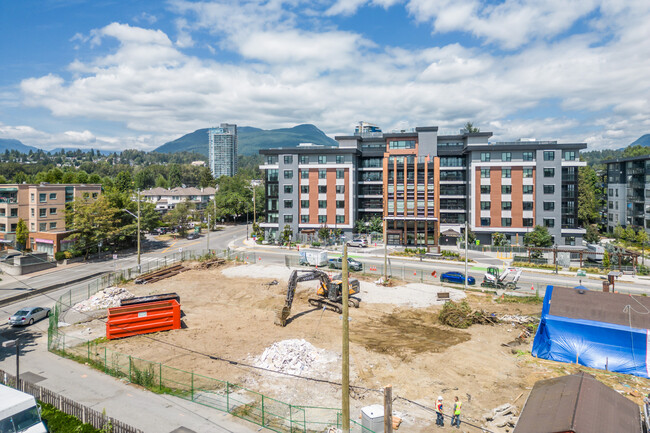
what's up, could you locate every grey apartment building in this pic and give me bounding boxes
[604,155,650,233]
[259,125,587,246]
[208,123,237,178]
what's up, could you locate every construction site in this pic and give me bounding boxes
[58,259,650,432]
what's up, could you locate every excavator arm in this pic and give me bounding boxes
[275,269,331,327]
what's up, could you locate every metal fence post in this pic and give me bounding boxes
[191,371,194,401]
[129,356,132,382]
[104,347,107,373]
[227,382,230,412]
[159,363,162,393]
[261,395,265,426]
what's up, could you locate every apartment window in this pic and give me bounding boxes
[502,169,511,178]
[336,169,345,179]
[0,224,4,232]
[481,168,490,178]
[502,218,512,227]
[608,201,613,209]
[336,155,344,164]
[523,218,534,227]
[523,168,533,178]
[301,200,309,208]
[267,169,278,182]
[300,155,309,164]
[543,151,555,161]
[31,193,35,203]
[39,193,46,203]
[544,168,555,177]
[266,155,278,164]
[284,215,293,223]
[336,185,345,194]
[284,156,293,164]
[388,140,416,149]
[480,185,491,194]
[49,222,57,229]
[267,184,279,196]
[565,236,576,246]
[30,223,35,231]
[608,188,613,196]
[502,185,512,194]
[336,201,345,208]
[9,208,17,217]
[480,152,491,162]
[318,185,327,193]
[544,218,555,228]
[318,215,327,223]
[318,200,327,208]
[268,213,278,223]
[563,151,576,161]
[501,152,511,162]
[284,185,293,194]
[30,208,34,217]
[319,169,326,179]
[543,202,555,211]
[0,209,4,217]
[523,202,533,210]
[336,215,345,224]
[480,201,491,210]
[39,223,46,231]
[480,218,491,226]
[301,185,309,194]
[523,152,534,161]
[283,170,293,179]
[544,185,555,194]
[502,202,512,210]
[523,185,533,194]
[301,215,309,223]
[39,208,47,217]
[318,156,327,164]
[49,193,57,200]
[301,170,309,179]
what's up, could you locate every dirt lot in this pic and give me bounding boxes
[64,262,650,432]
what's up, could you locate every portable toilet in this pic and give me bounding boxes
[361,405,384,433]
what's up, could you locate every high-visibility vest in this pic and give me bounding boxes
[436,402,443,412]
[454,401,462,415]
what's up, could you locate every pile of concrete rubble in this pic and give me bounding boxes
[483,403,518,432]
[253,339,338,378]
[72,287,134,312]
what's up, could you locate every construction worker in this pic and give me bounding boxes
[451,396,462,428]
[435,396,444,426]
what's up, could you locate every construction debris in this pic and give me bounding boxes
[438,301,499,329]
[135,264,187,284]
[498,314,537,324]
[72,287,134,312]
[197,257,226,269]
[253,339,339,378]
[483,403,518,432]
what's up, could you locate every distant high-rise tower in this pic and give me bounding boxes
[208,123,237,178]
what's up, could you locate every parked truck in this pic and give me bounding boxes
[299,249,329,267]
[0,384,48,433]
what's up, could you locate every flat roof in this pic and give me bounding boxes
[603,155,650,164]
[259,147,360,155]
[467,142,587,151]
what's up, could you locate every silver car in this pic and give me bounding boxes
[8,307,51,326]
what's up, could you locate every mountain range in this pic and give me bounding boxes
[0,138,40,154]
[154,124,337,156]
[630,134,650,147]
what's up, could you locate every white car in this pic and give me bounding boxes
[347,238,368,248]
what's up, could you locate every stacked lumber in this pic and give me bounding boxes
[134,264,187,284]
[198,257,226,269]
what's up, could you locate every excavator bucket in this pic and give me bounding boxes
[275,305,291,327]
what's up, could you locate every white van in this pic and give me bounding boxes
[586,243,604,263]
[0,384,48,433]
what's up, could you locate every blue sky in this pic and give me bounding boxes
[1,0,649,151]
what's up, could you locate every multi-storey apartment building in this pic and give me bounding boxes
[0,183,102,255]
[208,123,237,178]
[604,155,650,233]
[259,125,587,246]
[141,186,217,214]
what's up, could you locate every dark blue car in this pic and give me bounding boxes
[440,271,475,285]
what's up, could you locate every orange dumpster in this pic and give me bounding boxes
[106,299,181,340]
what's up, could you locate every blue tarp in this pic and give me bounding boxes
[531,285,650,378]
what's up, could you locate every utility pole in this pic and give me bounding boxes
[207,213,210,254]
[554,244,558,274]
[464,220,468,289]
[384,385,393,433]
[342,244,350,433]
[383,220,388,281]
[137,190,141,271]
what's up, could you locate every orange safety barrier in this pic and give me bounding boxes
[106,299,181,340]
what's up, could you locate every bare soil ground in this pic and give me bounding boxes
[65,262,650,432]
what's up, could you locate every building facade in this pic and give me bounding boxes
[0,183,102,255]
[141,186,217,213]
[604,155,650,233]
[259,125,587,246]
[208,123,237,178]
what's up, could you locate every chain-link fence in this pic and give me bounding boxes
[47,249,376,433]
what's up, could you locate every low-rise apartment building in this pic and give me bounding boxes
[604,155,650,232]
[259,125,587,246]
[0,183,102,255]
[141,187,217,213]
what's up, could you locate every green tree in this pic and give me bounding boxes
[492,232,507,246]
[281,224,293,245]
[168,164,182,188]
[318,225,330,243]
[524,225,554,248]
[88,173,101,184]
[464,122,480,133]
[15,218,29,250]
[636,229,648,246]
[578,165,601,226]
[212,175,253,221]
[155,174,169,189]
[462,226,476,244]
[584,224,600,244]
[164,200,195,236]
[0,174,7,184]
[613,224,624,239]
[603,250,610,269]
[76,170,89,184]
[114,171,133,192]
[198,167,214,188]
[66,196,120,259]
[623,226,636,243]
[354,215,383,235]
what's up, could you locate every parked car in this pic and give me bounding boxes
[8,307,51,326]
[186,233,200,240]
[346,238,368,248]
[440,272,475,285]
[329,257,363,271]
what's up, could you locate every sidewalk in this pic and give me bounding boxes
[0,333,269,433]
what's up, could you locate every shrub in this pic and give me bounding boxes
[312,241,321,247]
[54,251,66,261]
[63,251,73,259]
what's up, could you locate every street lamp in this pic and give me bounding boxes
[554,243,558,274]
[123,195,141,271]
[246,180,262,240]
[2,339,20,389]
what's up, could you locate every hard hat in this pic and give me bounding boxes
[438,396,443,401]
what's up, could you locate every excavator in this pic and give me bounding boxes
[480,266,523,290]
[275,269,361,327]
